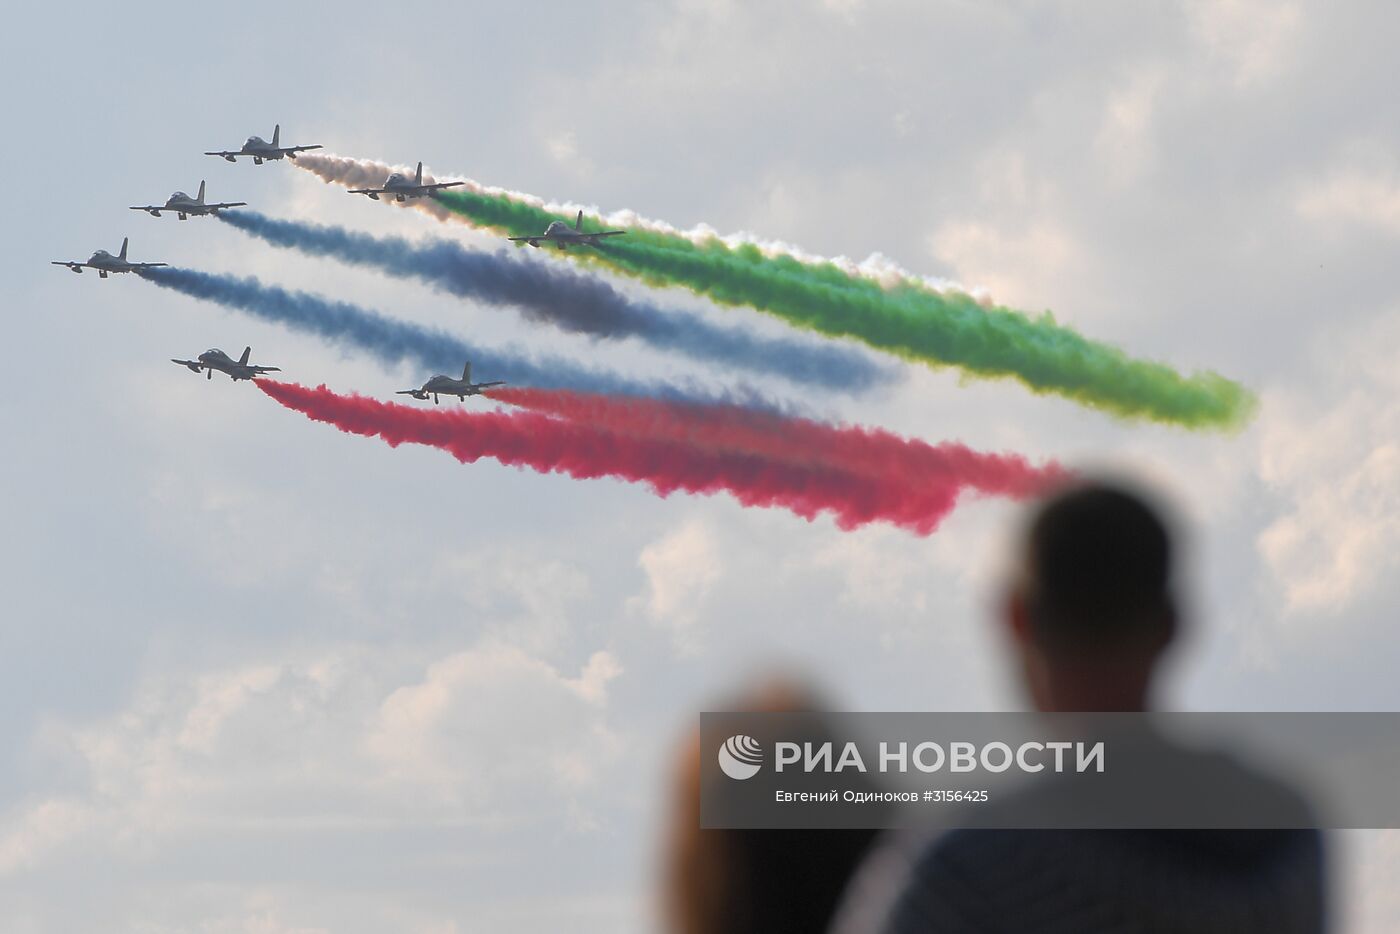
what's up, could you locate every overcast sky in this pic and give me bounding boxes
[2,1,1399,931]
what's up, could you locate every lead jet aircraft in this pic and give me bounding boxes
[348,161,464,202]
[204,124,322,164]
[171,346,280,382]
[50,237,167,278]
[396,362,505,403]
[130,180,246,220]
[508,210,626,249]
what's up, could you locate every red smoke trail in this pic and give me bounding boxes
[256,382,1040,534]
[485,386,1068,502]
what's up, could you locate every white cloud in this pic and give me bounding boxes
[154,911,330,934]
[1259,417,1400,615]
[546,130,579,164]
[568,650,626,706]
[929,218,1088,312]
[1093,66,1166,187]
[1256,313,1400,616]
[432,548,592,652]
[0,799,92,875]
[544,129,596,179]
[1186,0,1303,89]
[822,0,867,22]
[923,146,1095,311]
[0,643,623,876]
[367,643,623,796]
[143,474,316,590]
[1297,160,1400,236]
[628,519,724,651]
[808,528,933,616]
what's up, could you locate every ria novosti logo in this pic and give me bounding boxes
[718,734,764,780]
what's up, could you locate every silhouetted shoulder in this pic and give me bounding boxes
[875,826,1324,934]
[838,736,1326,934]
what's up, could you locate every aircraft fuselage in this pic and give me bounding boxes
[369,175,429,202]
[198,351,250,380]
[145,194,204,219]
[519,222,618,250]
[422,376,487,397]
[84,252,133,275]
[180,349,274,381]
[233,138,285,164]
[403,375,503,402]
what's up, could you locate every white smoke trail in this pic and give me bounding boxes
[291,152,988,300]
[292,153,458,223]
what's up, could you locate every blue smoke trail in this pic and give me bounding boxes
[216,211,894,394]
[135,267,766,405]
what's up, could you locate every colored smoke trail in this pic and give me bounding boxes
[485,386,1067,505]
[292,152,1256,428]
[257,381,976,534]
[134,267,756,405]
[433,189,1256,430]
[216,210,893,393]
[291,152,958,292]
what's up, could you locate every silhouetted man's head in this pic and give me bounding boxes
[1004,480,1180,712]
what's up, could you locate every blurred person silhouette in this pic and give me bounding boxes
[833,479,1327,934]
[663,678,878,934]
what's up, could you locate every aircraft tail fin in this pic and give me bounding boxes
[119,237,129,261]
[462,361,472,383]
[272,124,281,148]
[575,210,583,231]
[239,346,251,367]
[197,180,206,204]
[415,162,423,185]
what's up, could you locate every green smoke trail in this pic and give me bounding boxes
[434,189,1255,429]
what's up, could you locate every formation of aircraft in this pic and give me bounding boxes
[171,346,280,381]
[349,161,465,202]
[205,124,322,164]
[397,362,506,403]
[50,237,167,278]
[509,210,627,249]
[50,124,609,402]
[130,180,246,220]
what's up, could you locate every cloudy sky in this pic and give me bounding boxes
[3,0,1398,930]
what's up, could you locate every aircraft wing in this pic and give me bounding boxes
[507,235,543,241]
[128,205,163,213]
[206,202,248,210]
[50,261,86,270]
[347,187,387,195]
[128,262,169,269]
[278,145,323,156]
[203,150,240,159]
[248,365,281,374]
[584,230,627,239]
[476,381,507,389]
[396,389,428,398]
[171,358,203,371]
[420,181,465,192]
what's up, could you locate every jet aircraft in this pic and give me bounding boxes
[204,124,322,164]
[508,210,626,249]
[396,362,505,403]
[130,180,246,220]
[348,162,464,202]
[171,346,280,381]
[50,237,167,278]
